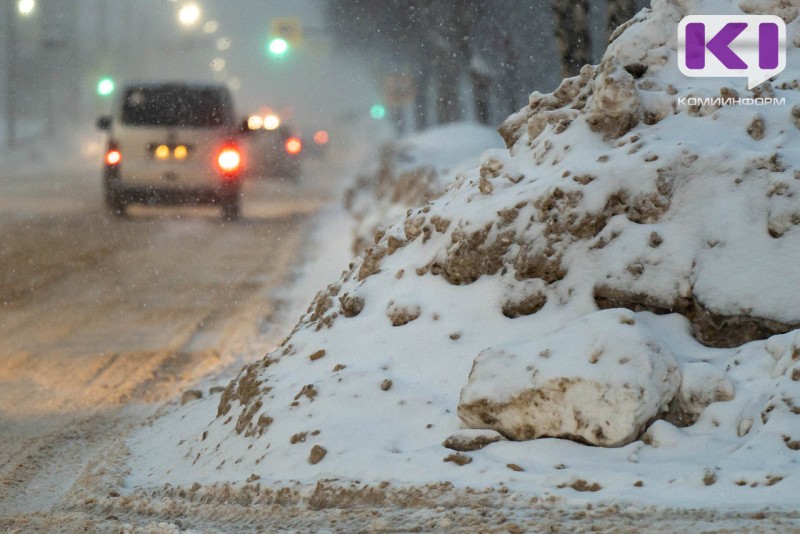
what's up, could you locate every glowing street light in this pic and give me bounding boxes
[17,0,35,16]
[210,58,226,72]
[178,2,201,27]
[203,20,218,34]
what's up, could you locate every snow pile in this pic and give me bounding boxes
[344,122,503,253]
[0,127,102,176]
[130,0,800,510]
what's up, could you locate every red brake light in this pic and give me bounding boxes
[217,147,241,176]
[313,130,329,145]
[105,149,122,166]
[285,137,302,155]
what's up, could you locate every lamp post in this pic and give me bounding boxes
[17,0,35,16]
[178,2,201,28]
[4,2,20,148]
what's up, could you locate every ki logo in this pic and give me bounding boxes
[678,15,786,89]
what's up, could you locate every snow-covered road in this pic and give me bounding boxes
[0,154,348,529]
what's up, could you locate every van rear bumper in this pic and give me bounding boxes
[106,181,240,206]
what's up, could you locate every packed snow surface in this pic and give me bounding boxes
[129,0,800,513]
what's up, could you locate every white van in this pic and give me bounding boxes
[97,83,244,220]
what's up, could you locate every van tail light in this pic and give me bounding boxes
[313,130,329,145]
[105,148,122,166]
[216,146,242,178]
[285,137,302,155]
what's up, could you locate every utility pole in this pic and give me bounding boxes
[97,0,107,53]
[41,0,78,136]
[4,2,18,148]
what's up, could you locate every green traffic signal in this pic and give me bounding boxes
[268,37,289,57]
[370,104,386,120]
[97,77,115,97]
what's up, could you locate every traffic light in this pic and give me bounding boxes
[97,77,115,97]
[268,37,289,57]
[267,17,301,59]
[370,104,386,120]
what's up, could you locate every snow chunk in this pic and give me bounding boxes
[458,309,680,447]
[442,429,507,452]
[668,362,735,426]
[586,58,641,139]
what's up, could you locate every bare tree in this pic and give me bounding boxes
[428,4,465,124]
[552,0,592,78]
[496,35,521,119]
[469,58,492,125]
[328,0,554,129]
[433,59,462,124]
[462,3,494,125]
[606,0,637,40]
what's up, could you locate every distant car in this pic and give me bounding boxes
[97,82,244,220]
[240,119,303,180]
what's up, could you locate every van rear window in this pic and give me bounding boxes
[121,86,232,127]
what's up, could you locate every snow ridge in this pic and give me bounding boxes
[130,0,800,511]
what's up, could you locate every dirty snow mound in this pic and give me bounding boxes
[129,0,800,511]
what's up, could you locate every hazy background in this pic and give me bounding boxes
[0,0,647,148]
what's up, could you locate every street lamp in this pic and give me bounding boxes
[17,0,35,16]
[203,20,218,34]
[210,58,225,72]
[178,2,201,27]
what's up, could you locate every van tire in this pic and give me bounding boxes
[105,189,127,217]
[221,198,240,222]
